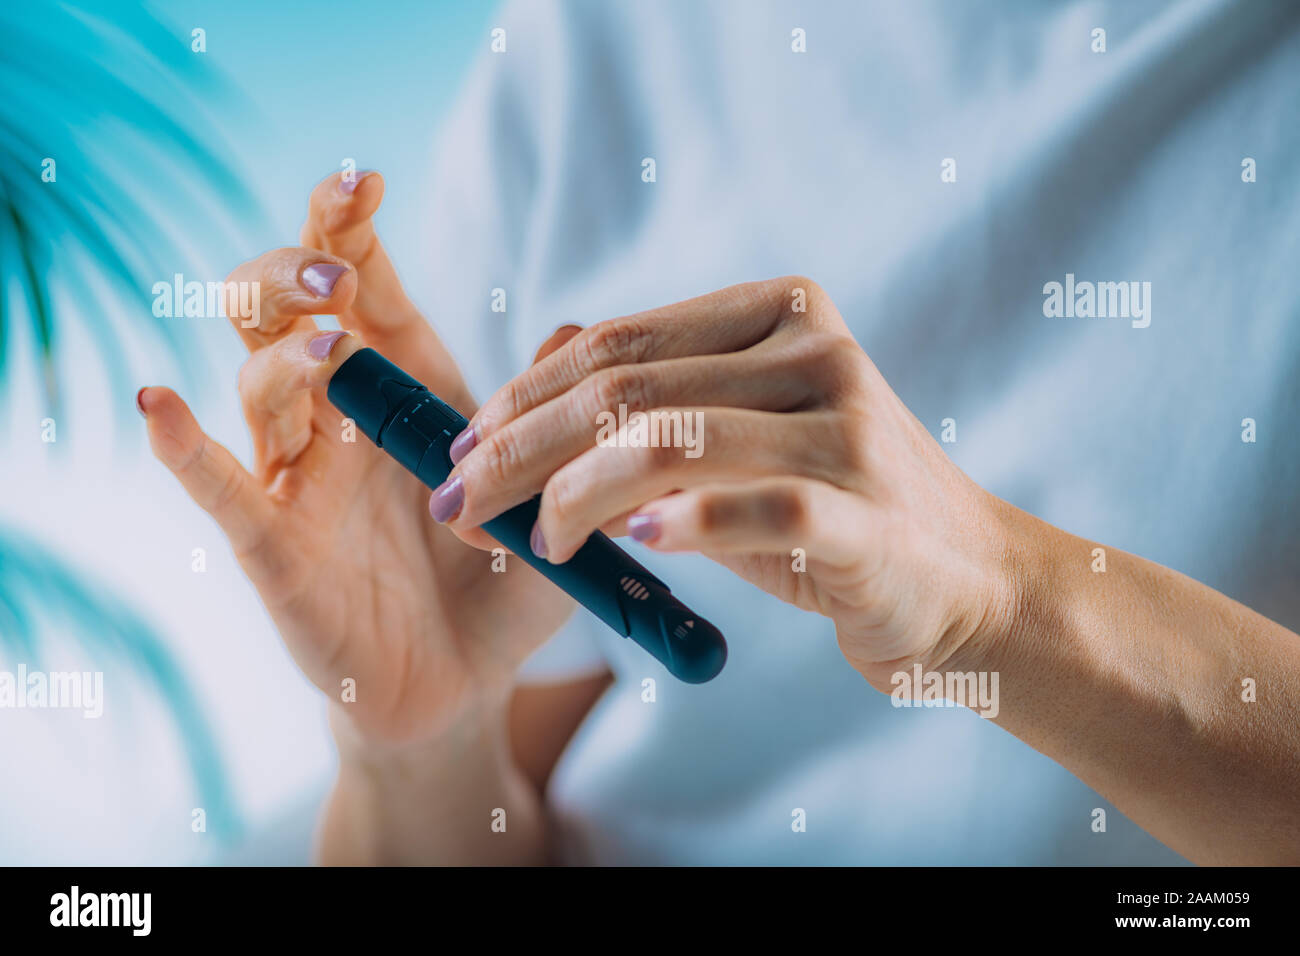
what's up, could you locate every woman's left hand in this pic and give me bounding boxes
[431,276,1019,688]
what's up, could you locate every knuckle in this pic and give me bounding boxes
[479,375,532,435]
[268,246,309,283]
[579,317,652,370]
[779,275,846,332]
[808,333,871,399]
[176,432,209,479]
[228,247,286,286]
[781,274,824,313]
[494,378,526,424]
[825,334,870,379]
[785,274,823,299]
[478,427,523,488]
[317,202,350,236]
[544,469,584,525]
[834,411,874,477]
[210,464,247,514]
[589,365,651,415]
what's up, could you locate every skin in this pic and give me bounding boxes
[438,270,1300,865]
[140,171,594,864]
[145,172,1300,865]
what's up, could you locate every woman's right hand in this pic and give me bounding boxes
[140,171,577,747]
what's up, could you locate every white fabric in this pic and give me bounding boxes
[418,0,1300,863]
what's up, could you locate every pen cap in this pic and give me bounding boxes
[326,347,426,445]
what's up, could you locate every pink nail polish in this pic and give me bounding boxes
[448,425,478,465]
[529,521,548,558]
[338,171,372,195]
[301,263,347,298]
[628,513,661,543]
[429,476,464,523]
[307,330,350,361]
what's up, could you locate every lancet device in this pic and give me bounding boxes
[327,347,728,683]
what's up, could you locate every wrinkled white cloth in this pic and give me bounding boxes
[420,0,1300,864]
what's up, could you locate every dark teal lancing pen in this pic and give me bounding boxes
[327,347,728,683]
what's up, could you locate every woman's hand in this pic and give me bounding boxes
[140,171,576,746]
[435,274,1300,863]
[432,276,1019,688]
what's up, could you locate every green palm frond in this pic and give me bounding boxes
[0,0,265,411]
[1,1,274,845]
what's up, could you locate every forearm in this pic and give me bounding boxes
[316,698,548,866]
[949,497,1300,864]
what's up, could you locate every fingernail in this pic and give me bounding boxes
[307,329,350,361]
[301,262,347,298]
[135,387,148,418]
[628,513,661,543]
[338,171,372,195]
[448,425,478,465]
[551,323,584,336]
[428,476,464,523]
[530,521,548,558]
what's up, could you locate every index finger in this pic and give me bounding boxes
[465,276,802,447]
[301,171,423,338]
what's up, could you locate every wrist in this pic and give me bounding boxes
[853,491,1046,700]
[929,494,1071,702]
[329,680,512,771]
[321,692,544,865]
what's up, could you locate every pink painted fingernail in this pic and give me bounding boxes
[429,476,464,523]
[448,425,478,465]
[135,387,149,418]
[529,521,548,558]
[307,330,350,361]
[628,513,661,543]
[301,262,346,297]
[338,171,373,195]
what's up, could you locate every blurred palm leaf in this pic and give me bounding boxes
[1,2,264,406]
[0,527,239,839]
[1,0,271,843]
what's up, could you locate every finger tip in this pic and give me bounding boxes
[337,169,381,197]
[296,268,360,325]
[138,389,199,464]
[627,512,663,544]
[139,386,187,428]
[448,425,478,464]
[331,329,364,365]
[305,328,360,365]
